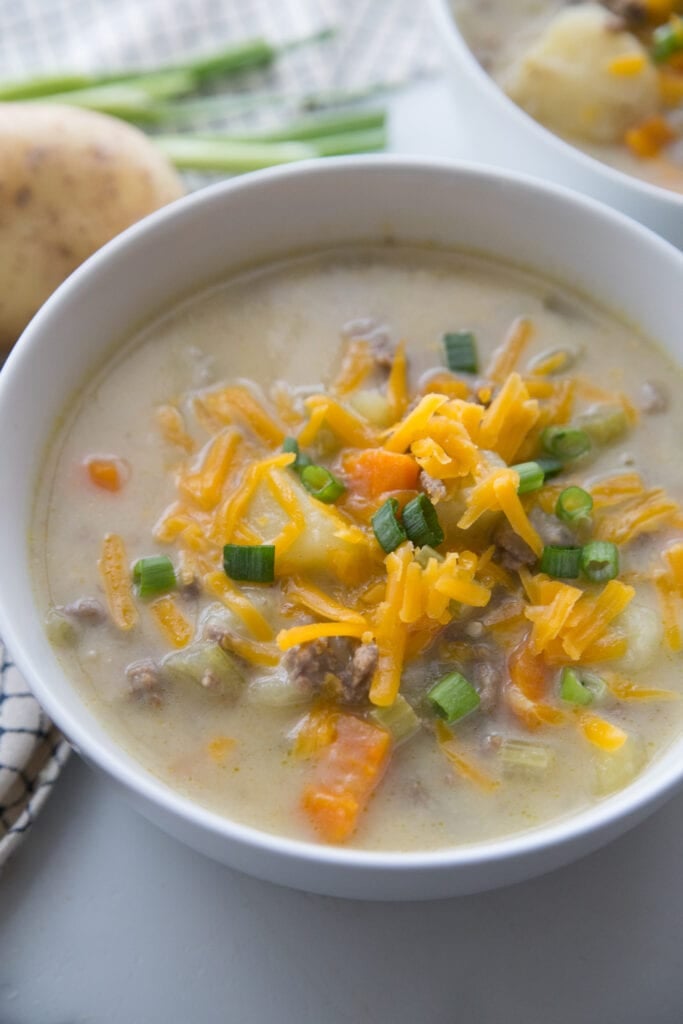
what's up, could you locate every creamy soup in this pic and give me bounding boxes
[453,0,683,194]
[32,247,683,851]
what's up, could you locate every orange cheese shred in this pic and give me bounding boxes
[98,533,138,632]
[149,595,193,648]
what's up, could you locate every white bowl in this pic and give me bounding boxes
[430,0,683,249]
[1,157,683,900]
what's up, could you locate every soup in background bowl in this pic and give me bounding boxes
[430,0,683,248]
[2,158,683,899]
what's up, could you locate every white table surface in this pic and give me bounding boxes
[3,78,683,1024]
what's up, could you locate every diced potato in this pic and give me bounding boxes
[245,468,373,584]
[617,602,663,672]
[593,737,645,796]
[348,388,394,427]
[505,4,659,144]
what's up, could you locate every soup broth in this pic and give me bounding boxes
[32,246,683,851]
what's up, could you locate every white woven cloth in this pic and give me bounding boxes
[0,0,440,867]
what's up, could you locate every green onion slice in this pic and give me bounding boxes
[560,667,608,706]
[535,457,564,479]
[556,486,593,524]
[223,544,275,583]
[402,493,444,548]
[282,436,311,472]
[511,461,545,495]
[541,425,591,461]
[133,555,176,598]
[580,541,619,583]
[426,671,480,723]
[443,331,478,374]
[539,545,582,579]
[372,497,407,553]
[300,464,345,503]
[560,667,594,706]
[652,18,683,63]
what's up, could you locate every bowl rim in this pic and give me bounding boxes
[3,153,683,876]
[429,0,683,208]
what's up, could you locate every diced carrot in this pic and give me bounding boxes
[343,448,420,499]
[301,715,391,842]
[86,456,126,492]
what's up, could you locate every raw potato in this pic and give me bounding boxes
[504,3,659,145]
[0,103,185,349]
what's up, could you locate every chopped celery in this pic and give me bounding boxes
[162,642,244,698]
[370,695,420,745]
[499,738,555,775]
[45,608,78,647]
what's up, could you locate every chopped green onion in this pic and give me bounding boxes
[372,497,407,553]
[443,331,478,373]
[162,642,245,698]
[300,464,345,503]
[426,671,480,723]
[414,544,445,569]
[560,667,594,706]
[541,425,591,461]
[535,457,564,479]
[133,555,176,598]
[512,461,544,495]
[282,436,311,472]
[402,494,444,548]
[578,406,629,446]
[223,544,275,583]
[499,738,554,774]
[370,694,420,745]
[556,486,593,524]
[540,545,582,579]
[580,541,619,583]
[652,17,683,63]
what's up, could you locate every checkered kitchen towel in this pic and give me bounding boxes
[0,0,440,867]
